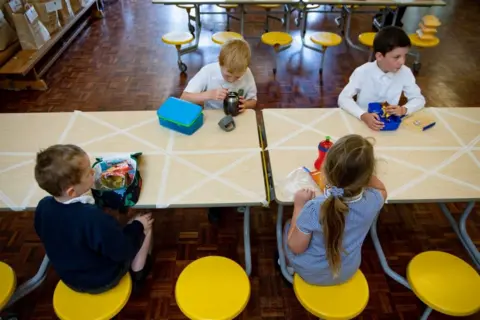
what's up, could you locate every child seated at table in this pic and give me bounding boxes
[338,26,426,131]
[180,38,257,111]
[282,134,387,285]
[34,144,154,294]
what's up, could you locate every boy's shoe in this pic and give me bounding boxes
[207,207,222,224]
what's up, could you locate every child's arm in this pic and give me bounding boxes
[385,70,426,116]
[402,70,426,115]
[239,68,257,112]
[287,189,316,255]
[180,67,228,105]
[338,69,366,119]
[368,175,387,202]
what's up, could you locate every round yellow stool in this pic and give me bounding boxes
[162,32,194,73]
[293,270,369,319]
[261,32,292,76]
[53,273,132,320]
[407,251,480,319]
[408,33,440,73]
[256,4,284,33]
[358,32,376,47]
[175,256,250,320]
[212,31,243,45]
[309,32,342,75]
[0,262,16,311]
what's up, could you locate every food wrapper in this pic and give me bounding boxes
[94,159,135,190]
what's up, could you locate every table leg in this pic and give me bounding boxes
[344,7,369,53]
[440,202,479,269]
[240,4,245,36]
[244,206,252,276]
[6,255,50,307]
[276,204,293,283]
[179,4,201,56]
[370,215,410,289]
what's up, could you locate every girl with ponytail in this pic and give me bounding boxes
[282,134,387,285]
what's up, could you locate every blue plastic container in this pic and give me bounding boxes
[368,102,402,131]
[157,97,204,135]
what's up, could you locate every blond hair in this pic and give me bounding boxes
[34,144,87,197]
[219,39,251,74]
[321,134,375,277]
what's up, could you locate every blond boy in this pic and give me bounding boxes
[180,39,257,111]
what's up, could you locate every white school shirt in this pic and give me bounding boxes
[338,61,426,119]
[183,62,257,109]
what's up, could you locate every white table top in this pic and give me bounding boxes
[153,0,445,6]
[263,107,480,204]
[0,110,266,211]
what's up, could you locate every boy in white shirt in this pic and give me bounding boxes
[338,26,426,131]
[180,39,257,111]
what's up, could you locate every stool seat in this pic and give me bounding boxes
[175,256,250,320]
[358,32,376,47]
[217,4,238,8]
[256,4,281,8]
[176,4,194,9]
[212,31,243,45]
[293,270,369,319]
[409,33,440,48]
[407,251,480,317]
[311,32,342,47]
[261,32,292,47]
[162,32,194,46]
[0,262,16,310]
[53,274,132,320]
[335,4,359,8]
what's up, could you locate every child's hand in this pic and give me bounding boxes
[134,213,154,232]
[208,88,228,101]
[385,105,406,116]
[238,97,247,113]
[294,189,315,207]
[361,113,385,131]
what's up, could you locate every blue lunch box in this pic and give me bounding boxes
[368,102,402,131]
[157,97,204,135]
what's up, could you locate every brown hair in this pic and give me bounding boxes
[34,144,87,197]
[321,134,375,276]
[218,39,251,74]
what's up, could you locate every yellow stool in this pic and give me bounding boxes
[308,32,342,75]
[0,262,16,311]
[175,256,250,320]
[358,32,376,62]
[294,270,369,319]
[216,4,239,32]
[407,251,480,319]
[256,4,285,33]
[211,31,243,45]
[162,32,194,73]
[53,274,132,320]
[261,31,292,76]
[408,33,440,73]
[358,32,376,47]
[176,4,197,36]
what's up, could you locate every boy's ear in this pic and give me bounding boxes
[375,52,384,61]
[65,186,76,197]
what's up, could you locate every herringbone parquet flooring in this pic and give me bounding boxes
[1,0,479,319]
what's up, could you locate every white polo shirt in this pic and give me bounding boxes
[338,61,426,118]
[184,62,257,109]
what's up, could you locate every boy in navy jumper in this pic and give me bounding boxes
[34,144,154,294]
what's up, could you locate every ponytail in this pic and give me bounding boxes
[320,195,349,277]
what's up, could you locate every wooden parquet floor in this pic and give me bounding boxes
[1,0,480,319]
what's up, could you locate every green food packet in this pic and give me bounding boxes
[238,89,244,97]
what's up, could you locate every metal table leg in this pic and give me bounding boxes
[370,215,410,289]
[6,255,50,308]
[240,4,245,36]
[440,202,479,269]
[244,206,252,276]
[179,4,201,56]
[276,204,293,283]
